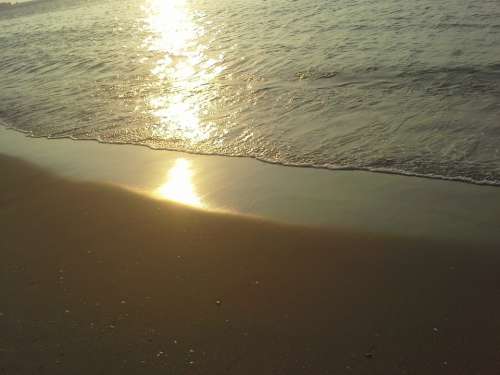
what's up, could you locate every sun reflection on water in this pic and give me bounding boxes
[155,158,203,207]
[143,0,224,145]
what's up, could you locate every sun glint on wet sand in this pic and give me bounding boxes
[1,155,500,374]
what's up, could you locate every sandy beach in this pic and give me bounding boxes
[1,154,500,374]
[2,0,500,372]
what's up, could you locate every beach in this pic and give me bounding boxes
[2,0,500,371]
[1,145,500,374]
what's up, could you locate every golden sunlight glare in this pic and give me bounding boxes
[155,158,203,207]
[144,0,223,144]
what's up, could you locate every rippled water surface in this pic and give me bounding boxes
[1,0,500,184]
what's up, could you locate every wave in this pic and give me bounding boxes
[294,63,500,82]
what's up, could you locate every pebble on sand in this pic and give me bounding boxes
[364,346,375,359]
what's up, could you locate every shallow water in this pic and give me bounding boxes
[1,0,500,184]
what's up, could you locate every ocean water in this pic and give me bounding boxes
[1,0,500,185]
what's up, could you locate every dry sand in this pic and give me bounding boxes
[1,155,500,374]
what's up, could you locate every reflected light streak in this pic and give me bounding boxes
[155,158,203,207]
[143,0,224,145]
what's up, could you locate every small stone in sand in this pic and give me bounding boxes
[364,346,375,359]
[215,300,222,306]
[433,327,439,333]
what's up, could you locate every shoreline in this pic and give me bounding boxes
[1,126,500,245]
[1,154,500,374]
[3,123,500,188]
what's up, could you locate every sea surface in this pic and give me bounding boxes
[1,0,500,184]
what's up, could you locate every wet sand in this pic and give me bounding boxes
[1,154,500,374]
[2,126,500,245]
